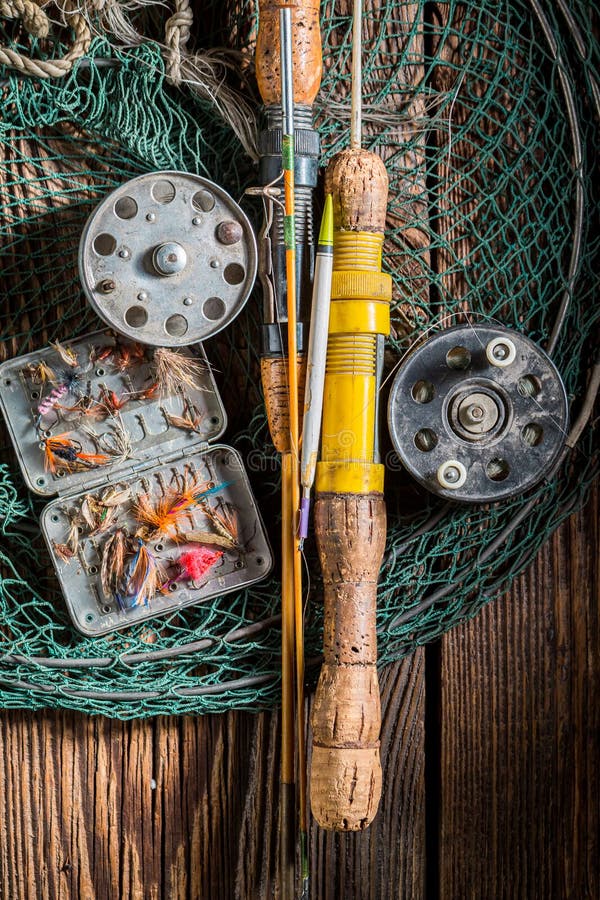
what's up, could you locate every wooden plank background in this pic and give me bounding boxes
[0,480,597,898]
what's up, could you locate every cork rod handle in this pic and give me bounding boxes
[310,146,390,831]
[256,0,322,106]
[310,493,386,830]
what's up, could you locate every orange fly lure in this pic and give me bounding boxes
[42,434,109,474]
[133,476,232,540]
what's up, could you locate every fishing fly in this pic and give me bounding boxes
[152,347,208,396]
[36,341,83,425]
[133,476,231,540]
[41,434,109,474]
[115,539,166,609]
[100,528,131,599]
[170,547,223,586]
[164,399,204,432]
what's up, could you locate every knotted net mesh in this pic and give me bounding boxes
[0,0,598,715]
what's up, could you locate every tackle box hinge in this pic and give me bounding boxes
[155,441,212,468]
[156,448,187,467]
[56,473,106,497]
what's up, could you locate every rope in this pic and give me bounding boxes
[0,0,90,78]
[164,0,192,87]
[0,0,48,37]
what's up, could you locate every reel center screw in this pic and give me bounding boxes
[153,241,188,276]
[457,391,500,435]
[387,325,568,503]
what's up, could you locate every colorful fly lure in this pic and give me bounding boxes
[161,546,223,593]
[115,539,166,609]
[37,370,82,420]
[37,342,82,423]
[181,546,222,581]
[133,476,231,540]
[80,485,131,535]
[50,341,79,368]
[175,501,241,551]
[164,400,204,432]
[25,361,56,384]
[42,434,109,474]
[54,515,82,561]
[53,541,76,562]
[113,342,146,372]
[100,528,131,599]
[169,473,231,518]
[98,385,130,414]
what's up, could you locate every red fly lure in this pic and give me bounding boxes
[178,547,223,581]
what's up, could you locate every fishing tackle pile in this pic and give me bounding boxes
[0,4,597,893]
[0,330,272,635]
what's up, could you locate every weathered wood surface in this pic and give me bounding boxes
[438,481,599,900]
[0,483,597,898]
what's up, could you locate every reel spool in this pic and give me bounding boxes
[79,171,257,347]
[387,325,569,503]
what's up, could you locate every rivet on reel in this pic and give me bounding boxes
[387,325,569,503]
[78,171,257,347]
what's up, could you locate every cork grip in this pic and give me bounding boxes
[310,492,386,830]
[324,148,389,233]
[261,356,306,454]
[256,0,322,106]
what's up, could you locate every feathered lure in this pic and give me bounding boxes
[178,547,223,581]
[53,514,82,562]
[50,341,79,368]
[164,400,204,432]
[98,385,130,414]
[82,418,133,465]
[91,340,146,371]
[100,528,131,599]
[114,342,146,372]
[152,347,208,395]
[162,546,223,592]
[80,485,131,535]
[37,370,82,420]
[133,476,231,540]
[174,502,240,551]
[37,341,82,422]
[115,539,166,609]
[53,541,76,562]
[42,435,109,474]
[25,361,56,384]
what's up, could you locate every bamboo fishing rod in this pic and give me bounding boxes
[309,0,392,831]
[253,0,322,891]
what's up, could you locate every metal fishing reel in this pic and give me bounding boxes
[79,171,257,346]
[387,325,568,503]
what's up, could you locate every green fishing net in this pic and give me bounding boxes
[0,0,598,716]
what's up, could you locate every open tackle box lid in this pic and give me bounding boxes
[0,331,273,636]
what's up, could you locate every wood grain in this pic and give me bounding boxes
[0,652,425,898]
[438,481,599,899]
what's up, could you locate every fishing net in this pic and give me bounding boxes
[0,0,598,716]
